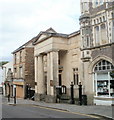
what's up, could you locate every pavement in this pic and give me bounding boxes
[2,96,114,119]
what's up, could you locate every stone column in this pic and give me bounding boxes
[99,25,101,44]
[35,56,38,93]
[50,51,59,96]
[47,52,59,94]
[46,51,59,102]
[37,54,45,94]
[47,53,51,95]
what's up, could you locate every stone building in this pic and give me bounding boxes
[11,0,114,105]
[2,61,13,97]
[80,0,114,105]
[33,28,81,103]
[33,1,114,105]
[12,39,35,98]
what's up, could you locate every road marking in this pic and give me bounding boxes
[30,104,100,119]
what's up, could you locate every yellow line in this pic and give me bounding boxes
[32,105,100,119]
[4,103,100,119]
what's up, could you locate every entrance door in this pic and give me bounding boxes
[58,74,62,94]
[59,74,62,86]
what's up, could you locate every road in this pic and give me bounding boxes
[1,95,107,120]
[2,104,94,119]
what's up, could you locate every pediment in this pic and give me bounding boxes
[33,28,56,44]
[38,34,49,41]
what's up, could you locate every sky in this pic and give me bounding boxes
[0,0,81,62]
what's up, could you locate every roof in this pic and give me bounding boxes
[12,37,36,54]
[12,27,80,53]
[33,28,80,45]
[33,32,68,45]
[68,30,80,38]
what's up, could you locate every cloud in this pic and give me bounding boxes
[0,0,80,61]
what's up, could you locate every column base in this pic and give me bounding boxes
[45,95,56,103]
[34,93,56,103]
[34,93,45,101]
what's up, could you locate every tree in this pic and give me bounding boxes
[0,61,9,67]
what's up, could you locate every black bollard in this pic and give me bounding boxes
[79,82,82,105]
[14,86,16,104]
[28,86,31,99]
[8,94,10,102]
[70,82,74,104]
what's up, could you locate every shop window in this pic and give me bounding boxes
[94,60,114,97]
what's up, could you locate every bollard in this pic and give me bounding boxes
[78,82,82,105]
[14,85,16,105]
[8,94,10,102]
[70,82,74,104]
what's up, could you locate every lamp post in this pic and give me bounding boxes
[1,66,6,96]
[8,83,10,102]
[14,85,16,105]
[28,84,31,99]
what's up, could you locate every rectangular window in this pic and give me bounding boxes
[20,51,22,62]
[74,74,79,85]
[86,36,90,47]
[19,67,23,78]
[73,68,79,85]
[14,68,17,73]
[14,54,17,64]
[95,26,100,45]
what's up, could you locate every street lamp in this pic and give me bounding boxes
[14,85,16,105]
[1,66,6,96]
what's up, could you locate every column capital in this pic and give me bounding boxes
[35,53,43,57]
[46,49,59,54]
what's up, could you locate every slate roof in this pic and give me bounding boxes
[12,37,36,54]
[12,27,80,53]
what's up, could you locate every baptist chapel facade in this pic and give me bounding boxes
[33,0,114,105]
[12,0,114,105]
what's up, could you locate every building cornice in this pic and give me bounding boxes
[81,42,114,51]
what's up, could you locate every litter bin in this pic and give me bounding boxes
[82,95,87,105]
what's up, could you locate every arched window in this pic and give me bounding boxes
[95,26,100,45]
[103,16,105,21]
[94,60,114,97]
[94,60,114,71]
[94,19,96,24]
[100,24,107,44]
[100,17,102,23]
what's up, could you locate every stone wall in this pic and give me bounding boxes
[25,47,35,88]
[91,45,113,61]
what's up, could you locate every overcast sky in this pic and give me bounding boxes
[0,0,80,62]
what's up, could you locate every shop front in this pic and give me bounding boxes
[13,79,25,98]
[93,60,114,105]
